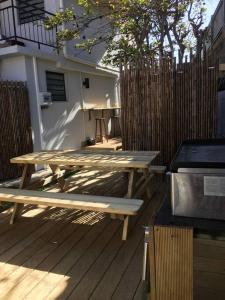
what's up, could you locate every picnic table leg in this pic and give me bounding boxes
[10,164,33,225]
[143,169,151,199]
[123,169,136,239]
[49,164,66,192]
[122,216,129,241]
[126,170,136,199]
[133,170,154,199]
[110,214,116,219]
[10,203,19,225]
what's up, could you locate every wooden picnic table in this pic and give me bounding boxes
[10,150,159,198]
[9,150,159,236]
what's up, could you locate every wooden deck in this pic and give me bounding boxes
[0,169,164,300]
[83,138,122,151]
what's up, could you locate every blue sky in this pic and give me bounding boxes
[205,0,220,24]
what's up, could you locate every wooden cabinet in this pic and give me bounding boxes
[149,225,193,300]
[149,197,225,300]
[194,238,225,300]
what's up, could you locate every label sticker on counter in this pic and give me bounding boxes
[204,176,225,196]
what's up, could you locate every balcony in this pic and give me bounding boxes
[0,0,58,50]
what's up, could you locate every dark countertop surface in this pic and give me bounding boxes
[154,193,225,233]
[170,139,225,172]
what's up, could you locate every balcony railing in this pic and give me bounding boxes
[0,0,58,49]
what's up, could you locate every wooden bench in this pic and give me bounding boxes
[150,166,167,182]
[150,165,167,174]
[0,188,143,241]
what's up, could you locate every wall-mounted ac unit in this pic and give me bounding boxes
[39,92,52,107]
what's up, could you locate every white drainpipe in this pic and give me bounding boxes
[80,71,87,140]
[32,56,44,150]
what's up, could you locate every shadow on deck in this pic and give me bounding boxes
[0,170,165,300]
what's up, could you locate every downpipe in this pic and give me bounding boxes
[32,56,44,151]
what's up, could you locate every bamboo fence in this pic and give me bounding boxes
[120,56,218,165]
[0,81,33,180]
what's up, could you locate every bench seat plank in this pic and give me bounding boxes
[150,166,167,173]
[0,188,143,216]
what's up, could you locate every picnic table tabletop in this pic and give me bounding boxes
[10,150,159,169]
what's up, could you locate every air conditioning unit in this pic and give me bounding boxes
[39,92,52,107]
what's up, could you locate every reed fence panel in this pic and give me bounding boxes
[121,58,218,165]
[0,81,33,180]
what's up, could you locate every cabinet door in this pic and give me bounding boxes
[149,225,193,300]
[194,238,225,300]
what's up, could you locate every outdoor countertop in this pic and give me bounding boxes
[81,106,121,111]
[155,193,225,233]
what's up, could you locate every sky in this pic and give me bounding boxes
[205,0,220,25]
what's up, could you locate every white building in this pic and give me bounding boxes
[0,0,119,151]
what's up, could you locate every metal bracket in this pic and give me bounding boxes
[143,226,150,243]
[142,226,150,281]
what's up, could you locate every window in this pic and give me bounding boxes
[46,71,67,102]
[17,0,45,24]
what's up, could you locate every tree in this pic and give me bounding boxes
[187,0,207,56]
[45,0,207,66]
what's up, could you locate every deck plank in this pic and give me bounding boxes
[111,240,144,300]
[27,219,120,300]
[0,204,47,236]
[47,178,160,300]
[133,280,146,300]
[89,190,161,300]
[0,212,106,299]
[0,169,164,300]
[1,212,78,264]
[0,207,61,255]
[0,211,78,282]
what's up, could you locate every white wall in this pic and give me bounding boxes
[37,57,118,150]
[82,73,119,139]
[45,0,59,13]
[37,58,84,149]
[0,56,26,81]
[82,73,118,107]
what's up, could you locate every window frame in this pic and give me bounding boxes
[46,71,67,102]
